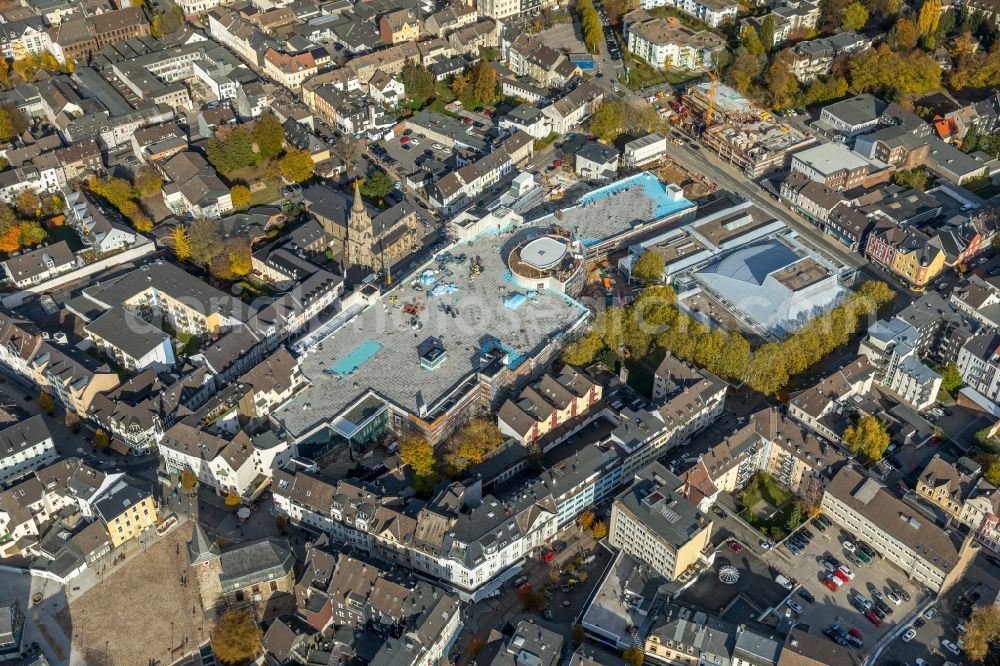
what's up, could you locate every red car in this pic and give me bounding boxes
[849,628,864,640]
[463,117,474,124]
[728,541,743,553]
[833,569,850,583]
[822,578,839,591]
[864,610,883,627]
[400,136,410,144]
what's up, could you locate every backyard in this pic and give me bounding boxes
[738,473,799,540]
[617,41,700,91]
[227,164,282,206]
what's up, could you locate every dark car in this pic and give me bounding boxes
[797,588,816,603]
[553,540,568,553]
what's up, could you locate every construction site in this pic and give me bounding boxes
[679,81,818,179]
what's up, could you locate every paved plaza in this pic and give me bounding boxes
[57,524,209,666]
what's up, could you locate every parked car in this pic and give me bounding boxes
[823,577,840,591]
[902,628,917,642]
[885,590,901,605]
[728,541,743,553]
[942,640,960,656]
[842,540,856,553]
[820,558,837,572]
[797,588,816,603]
[849,628,864,641]
[923,608,937,621]
[786,600,803,615]
[864,610,883,627]
[833,570,850,583]
[853,594,872,611]
[838,564,855,580]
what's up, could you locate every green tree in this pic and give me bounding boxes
[278,148,314,183]
[230,184,252,210]
[18,222,46,247]
[251,113,285,161]
[739,24,765,56]
[207,125,258,174]
[561,330,603,366]
[843,415,890,461]
[785,502,802,531]
[893,166,933,191]
[188,218,224,265]
[400,435,438,496]
[940,363,963,394]
[361,170,393,198]
[133,166,163,198]
[963,123,981,153]
[211,609,262,665]
[401,60,435,105]
[842,1,869,30]
[963,605,1000,662]
[632,250,664,284]
[760,15,776,51]
[623,647,644,666]
[38,392,54,414]
[589,100,626,143]
[766,54,800,111]
[727,52,763,94]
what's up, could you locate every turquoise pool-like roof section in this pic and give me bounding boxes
[273,230,591,440]
[547,172,695,244]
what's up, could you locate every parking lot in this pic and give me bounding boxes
[878,553,1000,666]
[764,517,927,657]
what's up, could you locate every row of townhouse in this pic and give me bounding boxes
[273,471,559,601]
[0,457,156,559]
[497,367,602,446]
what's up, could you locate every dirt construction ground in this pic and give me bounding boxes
[57,523,210,665]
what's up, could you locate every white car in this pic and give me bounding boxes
[838,564,855,580]
[885,591,901,605]
[924,608,937,621]
[942,640,960,655]
[902,628,917,643]
[842,540,856,553]
[760,540,772,550]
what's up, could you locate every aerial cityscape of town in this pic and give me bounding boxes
[3,0,1000,663]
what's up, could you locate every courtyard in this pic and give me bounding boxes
[738,472,798,541]
[56,523,209,666]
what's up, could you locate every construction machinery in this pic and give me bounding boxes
[702,68,719,128]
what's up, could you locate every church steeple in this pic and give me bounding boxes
[348,178,372,234]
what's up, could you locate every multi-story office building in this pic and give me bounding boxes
[821,466,978,592]
[609,462,713,581]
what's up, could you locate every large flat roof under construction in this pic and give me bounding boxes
[272,231,590,440]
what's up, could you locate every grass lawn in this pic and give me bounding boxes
[619,50,700,91]
[45,224,85,251]
[238,278,277,298]
[739,472,797,540]
[226,163,283,206]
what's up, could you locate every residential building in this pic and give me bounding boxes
[263,49,317,90]
[429,131,534,214]
[494,621,564,666]
[158,424,293,500]
[790,142,878,191]
[1,241,76,289]
[84,307,176,373]
[0,17,53,60]
[542,81,605,135]
[159,151,233,219]
[379,9,421,45]
[622,133,668,169]
[623,12,724,70]
[916,455,1000,552]
[0,415,56,487]
[860,318,943,411]
[787,32,870,82]
[645,604,782,666]
[787,357,875,441]
[576,143,620,181]
[637,0,737,27]
[500,105,552,140]
[821,466,978,592]
[609,461,712,581]
[30,342,121,417]
[497,368,602,446]
[957,330,1000,405]
[93,477,157,548]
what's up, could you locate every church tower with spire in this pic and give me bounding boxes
[346,178,374,267]
[188,523,223,610]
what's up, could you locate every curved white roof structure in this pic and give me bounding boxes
[520,237,567,270]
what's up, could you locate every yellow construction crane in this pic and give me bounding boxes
[703,68,719,128]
